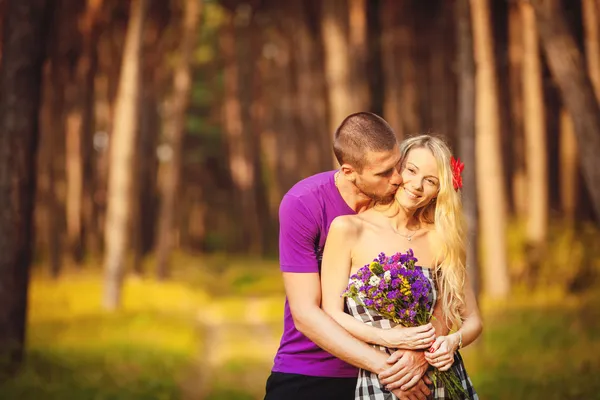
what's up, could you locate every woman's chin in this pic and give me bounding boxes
[396,198,419,210]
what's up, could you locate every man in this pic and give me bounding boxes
[265,112,432,400]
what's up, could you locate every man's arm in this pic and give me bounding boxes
[278,196,391,373]
[284,271,391,373]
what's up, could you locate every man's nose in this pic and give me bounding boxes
[390,169,403,186]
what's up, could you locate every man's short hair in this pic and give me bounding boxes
[333,112,398,172]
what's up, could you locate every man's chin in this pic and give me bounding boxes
[372,193,396,205]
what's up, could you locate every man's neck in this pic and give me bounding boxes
[334,171,373,213]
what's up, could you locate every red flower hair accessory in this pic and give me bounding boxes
[451,156,464,191]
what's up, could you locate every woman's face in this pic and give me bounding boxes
[395,147,440,210]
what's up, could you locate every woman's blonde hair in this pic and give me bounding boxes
[399,134,467,329]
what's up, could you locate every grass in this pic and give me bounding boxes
[1,247,600,399]
[463,290,600,399]
[0,266,208,400]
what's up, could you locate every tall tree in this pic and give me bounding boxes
[322,0,353,161]
[63,0,104,264]
[0,0,48,374]
[155,0,201,279]
[103,0,147,310]
[220,4,265,254]
[470,0,511,298]
[583,0,600,101]
[530,0,600,220]
[521,2,548,270]
[38,60,63,278]
[559,108,578,221]
[380,0,401,135]
[455,0,479,299]
[508,1,527,217]
[348,0,369,110]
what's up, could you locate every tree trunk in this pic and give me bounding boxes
[380,0,401,136]
[155,0,201,279]
[583,0,600,101]
[348,0,369,111]
[220,6,264,254]
[508,2,527,218]
[530,0,600,221]
[559,108,578,221]
[103,0,146,311]
[455,0,479,299]
[521,2,548,275]
[321,0,353,162]
[366,0,384,117]
[38,59,63,278]
[64,0,103,265]
[471,0,511,298]
[0,0,48,374]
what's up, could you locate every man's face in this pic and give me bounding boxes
[353,147,403,203]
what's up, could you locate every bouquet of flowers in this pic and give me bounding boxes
[342,250,467,400]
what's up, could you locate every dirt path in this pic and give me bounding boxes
[182,296,284,399]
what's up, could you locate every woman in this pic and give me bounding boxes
[321,135,482,399]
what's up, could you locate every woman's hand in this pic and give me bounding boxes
[424,333,460,371]
[380,323,436,349]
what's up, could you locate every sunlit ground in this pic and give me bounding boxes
[1,244,599,399]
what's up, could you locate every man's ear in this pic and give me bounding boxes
[339,163,358,183]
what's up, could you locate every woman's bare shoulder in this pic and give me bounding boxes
[329,214,364,235]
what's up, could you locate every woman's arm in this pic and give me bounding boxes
[425,273,483,370]
[320,216,435,350]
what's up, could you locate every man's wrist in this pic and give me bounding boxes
[370,350,393,374]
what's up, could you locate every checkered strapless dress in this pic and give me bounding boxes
[345,266,478,399]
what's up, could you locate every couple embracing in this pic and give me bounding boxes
[265,112,482,400]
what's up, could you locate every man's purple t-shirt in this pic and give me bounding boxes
[271,170,359,378]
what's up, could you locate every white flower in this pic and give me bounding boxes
[384,271,391,282]
[369,275,381,286]
[358,292,366,300]
[353,279,364,288]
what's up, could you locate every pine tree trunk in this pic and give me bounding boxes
[322,0,353,163]
[155,0,201,279]
[39,60,63,278]
[455,0,479,299]
[559,108,578,221]
[521,2,548,276]
[103,0,146,311]
[508,2,527,218]
[0,0,48,374]
[63,0,103,264]
[398,5,420,137]
[471,0,511,298]
[380,0,402,136]
[583,0,600,101]
[348,0,369,110]
[220,7,264,254]
[530,0,600,221]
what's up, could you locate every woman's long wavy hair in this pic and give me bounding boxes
[398,135,467,329]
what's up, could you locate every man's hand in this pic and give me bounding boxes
[378,349,428,390]
[391,376,432,400]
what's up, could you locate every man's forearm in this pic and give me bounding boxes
[294,307,390,373]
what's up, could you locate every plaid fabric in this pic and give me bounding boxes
[346,267,478,400]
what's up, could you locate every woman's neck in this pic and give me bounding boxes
[384,199,421,232]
